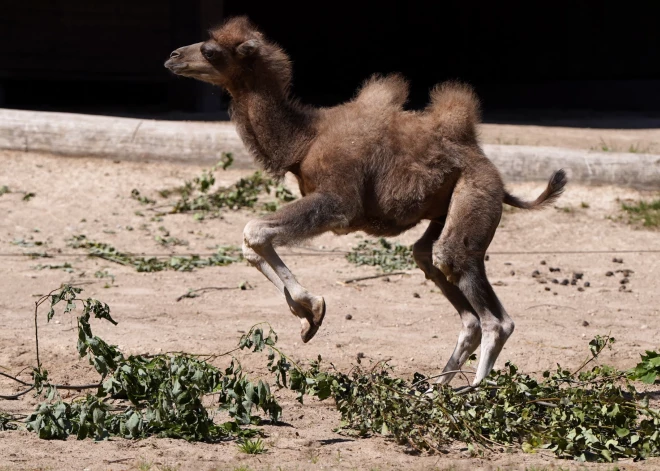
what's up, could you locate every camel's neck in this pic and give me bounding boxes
[230,88,316,179]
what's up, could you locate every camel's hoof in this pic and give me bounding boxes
[300,319,320,343]
[310,296,326,327]
[300,296,326,343]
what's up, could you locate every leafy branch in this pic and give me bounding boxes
[346,238,415,272]
[3,286,660,462]
[142,153,296,219]
[5,286,289,442]
[67,235,242,272]
[290,336,660,462]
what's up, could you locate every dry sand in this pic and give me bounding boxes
[0,149,659,470]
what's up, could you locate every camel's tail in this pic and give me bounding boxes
[503,169,568,210]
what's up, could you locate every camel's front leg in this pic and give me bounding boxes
[242,193,348,342]
[241,244,312,320]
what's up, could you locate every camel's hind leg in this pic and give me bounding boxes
[413,220,481,386]
[432,178,514,387]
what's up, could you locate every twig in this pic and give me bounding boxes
[52,383,101,391]
[339,272,408,285]
[0,371,31,386]
[525,304,576,311]
[573,333,612,375]
[176,285,246,302]
[104,458,132,464]
[411,370,475,388]
[1,382,102,401]
[0,385,34,400]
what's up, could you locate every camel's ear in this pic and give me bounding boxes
[236,39,260,57]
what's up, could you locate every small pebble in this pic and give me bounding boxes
[532,270,541,277]
[560,279,570,286]
[345,314,353,320]
[553,292,558,296]
[619,285,627,292]
[413,292,420,298]
[570,279,577,285]
[432,335,438,338]
[510,270,515,276]
[382,277,390,282]
[540,260,547,265]
[485,255,490,261]
[584,281,590,287]
[549,267,561,272]
[551,278,559,284]
[620,278,629,285]
[504,262,512,266]
[605,271,614,277]
[545,287,551,291]
[573,272,584,280]
[578,287,584,292]
[582,320,589,327]
[336,343,342,348]
[612,257,623,263]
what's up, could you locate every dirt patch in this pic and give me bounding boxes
[0,151,659,470]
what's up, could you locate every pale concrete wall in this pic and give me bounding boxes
[2,109,659,189]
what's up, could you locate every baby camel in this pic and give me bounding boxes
[165,16,567,387]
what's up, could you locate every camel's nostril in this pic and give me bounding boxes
[170,51,181,59]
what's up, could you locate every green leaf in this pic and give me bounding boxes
[615,427,630,438]
[641,371,657,384]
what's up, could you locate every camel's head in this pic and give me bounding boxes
[165,16,292,94]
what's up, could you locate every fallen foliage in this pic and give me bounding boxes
[67,235,242,272]
[346,238,415,272]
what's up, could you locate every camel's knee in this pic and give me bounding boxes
[482,316,515,344]
[501,316,515,340]
[241,241,260,266]
[243,219,271,250]
[432,250,462,285]
[462,315,482,335]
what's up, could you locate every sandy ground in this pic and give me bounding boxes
[0,149,659,471]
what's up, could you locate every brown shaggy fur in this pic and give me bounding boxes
[165,16,567,386]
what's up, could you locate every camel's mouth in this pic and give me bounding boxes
[164,60,189,75]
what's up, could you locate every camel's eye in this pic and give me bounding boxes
[201,44,220,60]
